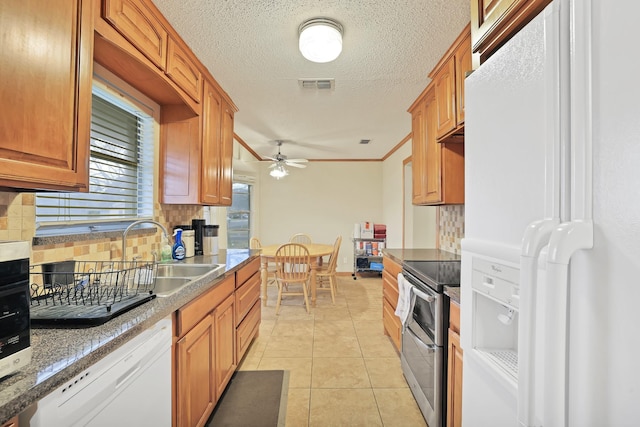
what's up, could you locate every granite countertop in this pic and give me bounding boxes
[381,248,461,265]
[445,286,461,305]
[0,249,259,424]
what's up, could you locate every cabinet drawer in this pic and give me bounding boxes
[235,271,260,325]
[176,274,234,337]
[236,257,261,288]
[166,37,202,103]
[383,298,401,352]
[103,0,168,70]
[382,256,402,277]
[450,300,461,334]
[236,301,261,363]
[382,270,399,310]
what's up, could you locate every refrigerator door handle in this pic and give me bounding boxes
[518,218,559,427]
[544,220,593,427]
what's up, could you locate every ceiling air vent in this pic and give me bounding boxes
[359,139,371,144]
[298,79,335,90]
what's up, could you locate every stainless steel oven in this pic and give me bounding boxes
[0,241,31,379]
[401,260,460,427]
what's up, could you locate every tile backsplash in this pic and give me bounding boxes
[439,205,465,254]
[0,190,202,265]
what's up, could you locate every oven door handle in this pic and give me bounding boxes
[410,285,436,303]
[405,327,439,351]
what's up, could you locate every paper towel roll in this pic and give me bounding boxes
[353,223,361,238]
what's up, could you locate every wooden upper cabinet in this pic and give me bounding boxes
[160,106,201,204]
[455,33,472,126]
[410,100,427,204]
[409,86,464,206]
[201,79,235,206]
[429,25,471,142]
[471,0,551,65]
[434,60,456,139]
[166,37,202,103]
[0,0,93,191]
[219,102,235,206]
[103,0,168,70]
[424,92,444,203]
[201,80,224,205]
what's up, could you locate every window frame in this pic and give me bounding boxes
[34,64,160,237]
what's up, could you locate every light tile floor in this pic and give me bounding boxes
[237,275,428,427]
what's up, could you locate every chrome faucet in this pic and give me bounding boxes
[122,220,169,262]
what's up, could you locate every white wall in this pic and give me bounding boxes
[257,161,383,272]
[381,140,437,250]
[381,141,412,248]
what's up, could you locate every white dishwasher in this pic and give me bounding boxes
[21,317,172,427]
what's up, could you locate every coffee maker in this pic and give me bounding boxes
[191,219,206,256]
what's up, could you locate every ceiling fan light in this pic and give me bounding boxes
[269,164,289,179]
[298,18,343,63]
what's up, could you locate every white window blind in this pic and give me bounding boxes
[35,84,154,235]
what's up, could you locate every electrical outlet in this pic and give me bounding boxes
[343,257,348,264]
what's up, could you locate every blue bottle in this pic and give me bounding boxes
[172,228,186,260]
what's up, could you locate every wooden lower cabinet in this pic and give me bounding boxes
[236,301,261,363]
[382,256,402,351]
[174,259,261,426]
[214,293,236,398]
[447,302,463,427]
[176,313,216,427]
[0,417,18,427]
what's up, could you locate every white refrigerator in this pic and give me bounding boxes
[460,0,640,426]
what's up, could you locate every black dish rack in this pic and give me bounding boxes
[30,260,158,327]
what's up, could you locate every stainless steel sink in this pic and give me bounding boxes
[153,263,226,297]
[152,277,193,297]
[156,264,217,278]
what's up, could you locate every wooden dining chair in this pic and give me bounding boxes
[316,235,342,303]
[274,243,311,314]
[250,237,276,286]
[289,233,312,244]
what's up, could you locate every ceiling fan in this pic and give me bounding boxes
[266,141,308,175]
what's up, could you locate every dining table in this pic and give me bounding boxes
[259,243,334,308]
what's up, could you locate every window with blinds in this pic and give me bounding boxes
[35,83,154,236]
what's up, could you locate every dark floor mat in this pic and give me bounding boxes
[206,370,289,427]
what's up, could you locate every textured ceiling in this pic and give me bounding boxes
[151,0,470,160]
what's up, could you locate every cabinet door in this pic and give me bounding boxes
[410,99,427,204]
[455,34,472,126]
[0,0,92,191]
[382,298,401,351]
[424,91,443,204]
[434,59,456,139]
[447,328,463,427]
[103,0,167,70]
[201,80,223,205]
[219,101,234,206]
[166,37,202,103]
[176,314,216,427]
[160,107,201,204]
[214,293,236,398]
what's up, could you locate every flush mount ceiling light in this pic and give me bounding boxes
[269,164,289,179]
[298,18,343,63]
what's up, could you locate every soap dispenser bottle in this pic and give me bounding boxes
[161,235,172,262]
[172,228,186,260]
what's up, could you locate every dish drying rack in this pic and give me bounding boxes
[30,260,158,326]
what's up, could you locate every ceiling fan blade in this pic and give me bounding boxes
[264,156,278,161]
[268,162,279,168]
[285,161,307,168]
[284,158,308,163]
